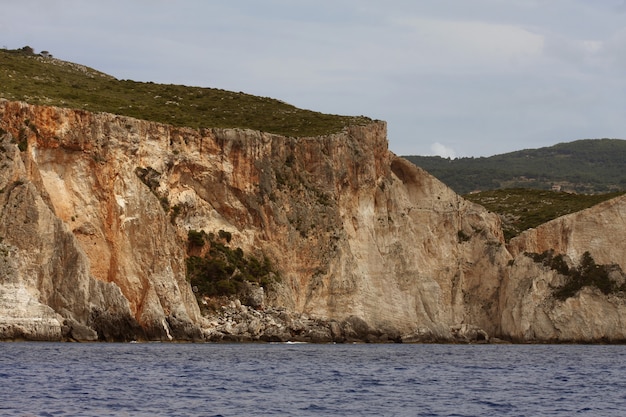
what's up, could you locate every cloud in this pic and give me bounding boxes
[430,142,457,159]
[389,16,544,74]
[2,0,626,158]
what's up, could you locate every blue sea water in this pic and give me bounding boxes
[0,343,625,416]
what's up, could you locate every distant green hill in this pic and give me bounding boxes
[404,139,626,195]
[0,47,371,136]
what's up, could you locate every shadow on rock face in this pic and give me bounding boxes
[88,308,146,342]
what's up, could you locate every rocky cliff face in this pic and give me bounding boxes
[1,99,625,343]
[501,195,626,342]
[0,101,203,341]
[507,196,626,270]
[0,100,512,341]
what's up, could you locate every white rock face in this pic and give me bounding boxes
[508,195,626,270]
[2,99,626,342]
[502,195,626,342]
[0,243,62,340]
[0,102,201,341]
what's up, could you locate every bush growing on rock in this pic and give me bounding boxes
[186,231,279,300]
[526,250,626,300]
[553,251,625,300]
[187,229,206,247]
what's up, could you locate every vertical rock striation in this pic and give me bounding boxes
[0,100,510,341]
[0,101,201,340]
[2,99,625,342]
[502,195,626,342]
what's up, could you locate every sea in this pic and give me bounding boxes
[0,342,625,417]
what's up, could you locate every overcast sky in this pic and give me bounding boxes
[2,0,626,157]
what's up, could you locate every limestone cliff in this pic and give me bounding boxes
[2,99,625,343]
[0,100,513,341]
[502,195,626,342]
[0,101,202,341]
[507,195,626,270]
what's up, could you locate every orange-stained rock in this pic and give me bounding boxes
[2,99,626,342]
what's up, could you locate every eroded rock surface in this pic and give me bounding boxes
[502,195,626,342]
[2,99,625,343]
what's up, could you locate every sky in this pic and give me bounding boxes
[1,0,626,158]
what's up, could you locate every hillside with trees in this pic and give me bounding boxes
[404,139,626,195]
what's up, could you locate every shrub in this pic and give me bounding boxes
[19,46,35,55]
[457,230,471,243]
[525,250,626,301]
[170,204,182,224]
[218,229,232,243]
[187,229,206,247]
[185,231,279,299]
[159,196,169,211]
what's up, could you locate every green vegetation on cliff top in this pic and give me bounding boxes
[3,48,622,243]
[404,138,626,240]
[0,47,371,136]
[464,188,624,241]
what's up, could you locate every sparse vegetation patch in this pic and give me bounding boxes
[185,230,280,299]
[465,188,624,241]
[524,250,626,301]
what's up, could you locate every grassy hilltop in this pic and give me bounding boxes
[0,47,371,137]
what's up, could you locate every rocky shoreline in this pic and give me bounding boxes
[199,300,493,344]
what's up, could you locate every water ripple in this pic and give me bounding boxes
[1,343,626,416]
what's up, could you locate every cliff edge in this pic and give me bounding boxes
[0,100,509,342]
[1,99,625,342]
[502,195,626,342]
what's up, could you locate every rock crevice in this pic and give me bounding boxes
[2,100,625,343]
